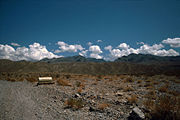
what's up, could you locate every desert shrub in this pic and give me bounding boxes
[26,77,37,82]
[57,79,71,86]
[137,80,142,84]
[6,77,16,82]
[124,77,134,83]
[152,81,159,85]
[150,95,180,120]
[168,90,180,96]
[144,82,153,88]
[75,81,85,88]
[144,90,157,100]
[17,77,24,81]
[123,86,134,92]
[119,75,126,79]
[158,84,169,93]
[64,74,71,79]
[97,103,109,110]
[76,81,81,87]
[77,87,83,93]
[143,99,155,110]
[145,79,153,83]
[64,98,85,110]
[127,94,138,104]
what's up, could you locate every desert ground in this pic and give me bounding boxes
[0,73,179,120]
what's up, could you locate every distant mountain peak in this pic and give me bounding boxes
[115,53,180,64]
[40,55,105,63]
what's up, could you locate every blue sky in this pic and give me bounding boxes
[0,0,180,61]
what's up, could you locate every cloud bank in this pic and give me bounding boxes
[162,38,180,48]
[0,43,60,61]
[0,38,179,61]
[104,43,179,61]
[89,45,103,59]
[55,41,84,53]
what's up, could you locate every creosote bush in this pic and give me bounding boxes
[158,84,169,93]
[127,94,138,104]
[123,85,134,92]
[64,98,85,110]
[150,95,180,120]
[26,77,37,82]
[97,103,109,110]
[57,79,71,86]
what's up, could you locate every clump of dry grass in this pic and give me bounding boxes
[144,90,157,100]
[57,79,71,86]
[124,77,134,83]
[149,95,180,120]
[127,94,138,104]
[137,80,142,84]
[64,98,85,110]
[152,81,159,85]
[123,85,134,92]
[6,77,16,82]
[168,90,180,96]
[158,84,169,93]
[143,99,155,110]
[145,78,153,83]
[144,82,153,88]
[77,87,83,93]
[26,77,37,82]
[97,103,109,110]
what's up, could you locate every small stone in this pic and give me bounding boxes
[128,107,145,120]
[74,93,81,98]
[115,91,124,96]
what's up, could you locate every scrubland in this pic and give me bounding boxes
[0,72,179,120]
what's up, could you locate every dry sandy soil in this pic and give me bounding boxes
[0,74,179,120]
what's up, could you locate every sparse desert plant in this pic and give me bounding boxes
[76,81,81,87]
[64,98,85,110]
[168,90,180,96]
[6,77,16,82]
[119,75,126,79]
[26,77,37,82]
[137,80,142,84]
[57,79,71,86]
[97,103,109,110]
[158,84,169,93]
[152,81,159,85]
[64,74,71,79]
[143,99,155,110]
[77,87,83,93]
[144,82,153,88]
[149,95,180,120]
[124,77,134,83]
[144,90,157,100]
[123,85,134,92]
[127,94,138,104]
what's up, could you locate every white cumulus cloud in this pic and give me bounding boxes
[105,43,179,61]
[11,43,20,47]
[89,45,102,54]
[56,41,84,53]
[90,53,103,59]
[97,40,102,42]
[117,43,130,50]
[89,45,103,59]
[162,38,180,48]
[79,50,88,57]
[87,42,92,46]
[0,43,60,61]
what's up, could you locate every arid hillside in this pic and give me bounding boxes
[0,59,180,76]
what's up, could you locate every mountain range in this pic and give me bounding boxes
[39,54,180,64]
[0,54,180,76]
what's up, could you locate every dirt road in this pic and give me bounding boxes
[0,80,84,120]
